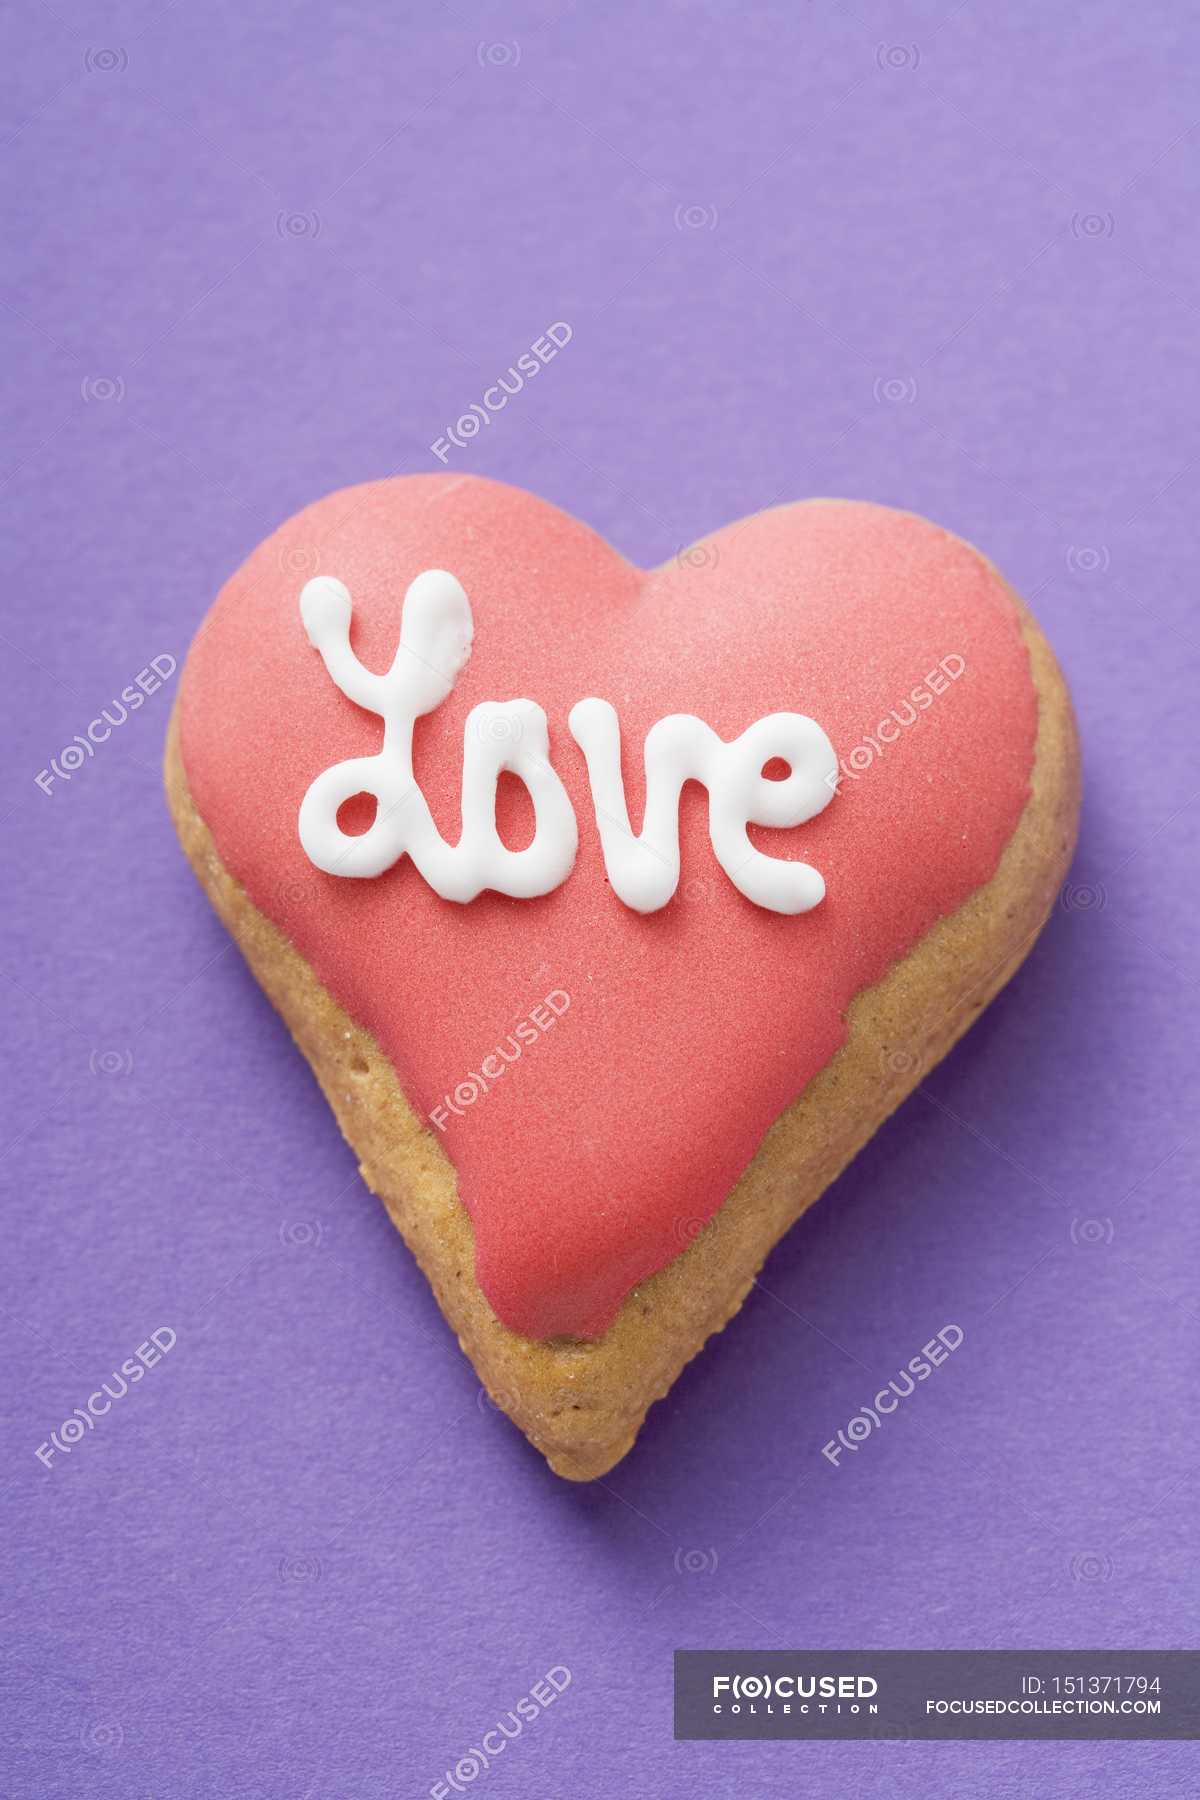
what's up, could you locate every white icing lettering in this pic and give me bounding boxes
[298,570,836,913]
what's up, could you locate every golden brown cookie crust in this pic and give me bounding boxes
[165,569,1079,1482]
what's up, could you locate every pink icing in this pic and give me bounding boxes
[179,476,1037,1339]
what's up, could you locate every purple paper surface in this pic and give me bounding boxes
[2,2,1197,1795]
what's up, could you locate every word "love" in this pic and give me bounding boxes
[297,570,838,914]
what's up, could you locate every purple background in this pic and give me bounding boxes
[3,1,1197,1794]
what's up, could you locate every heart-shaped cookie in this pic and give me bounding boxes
[166,475,1079,1478]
